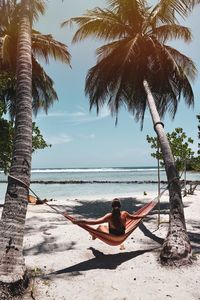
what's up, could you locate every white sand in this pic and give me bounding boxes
[1,191,200,299]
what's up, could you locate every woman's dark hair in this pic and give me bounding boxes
[111,198,121,227]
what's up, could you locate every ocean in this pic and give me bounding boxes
[0,167,200,203]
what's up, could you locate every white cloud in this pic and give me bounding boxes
[98,106,110,118]
[36,106,110,125]
[79,133,95,140]
[66,106,110,125]
[88,133,95,139]
[47,134,72,145]
[37,111,86,118]
[68,112,86,117]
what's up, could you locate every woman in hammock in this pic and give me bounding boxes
[72,198,146,236]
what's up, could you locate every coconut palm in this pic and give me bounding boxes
[0,0,38,291]
[0,0,70,294]
[0,0,34,290]
[0,3,71,119]
[63,0,197,265]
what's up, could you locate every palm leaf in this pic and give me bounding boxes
[32,32,71,65]
[150,24,192,43]
[62,9,128,42]
[1,35,12,64]
[32,57,58,115]
[151,0,200,23]
[163,45,197,81]
[30,0,46,21]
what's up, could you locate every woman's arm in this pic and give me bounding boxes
[124,211,146,219]
[73,213,111,225]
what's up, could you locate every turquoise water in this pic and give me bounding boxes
[0,167,200,203]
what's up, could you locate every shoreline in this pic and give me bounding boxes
[0,183,161,204]
[0,183,199,204]
[0,179,199,184]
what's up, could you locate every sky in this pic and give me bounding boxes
[31,0,200,169]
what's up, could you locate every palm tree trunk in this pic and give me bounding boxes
[0,0,32,296]
[157,140,161,226]
[143,80,191,266]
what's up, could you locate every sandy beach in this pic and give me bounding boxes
[0,190,200,300]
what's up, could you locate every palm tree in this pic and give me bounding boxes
[63,0,197,265]
[0,2,71,119]
[0,0,35,292]
[0,0,70,295]
[0,0,33,290]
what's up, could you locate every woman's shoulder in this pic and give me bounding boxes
[104,212,112,219]
[121,211,128,217]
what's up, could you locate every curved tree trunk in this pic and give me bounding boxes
[0,0,32,297]
[143,80,191,266]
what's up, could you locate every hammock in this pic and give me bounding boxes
[63,200,158,246]
[8,175,159,246]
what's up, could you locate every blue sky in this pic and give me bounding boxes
[31,0,200,168]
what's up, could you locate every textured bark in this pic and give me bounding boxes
[0,0,32,290]
[0,272,29,300]
[143,80,192,266]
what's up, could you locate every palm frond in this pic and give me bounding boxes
[163,45,197,81]
[150,0,179,25]
[108,0,147,31]
[30,0,46,21]
[0,56,58,118]
[151,0,200,23]
[62,8,128,43]
[96,40,120,61]
[85,37,148,126]
[0,67,16,121]
[96,34,141,63]
[62,1,149,43]
[1,34,12,65]
[32,57,58,115]
[150,24,192,43]
[32,33,71,65]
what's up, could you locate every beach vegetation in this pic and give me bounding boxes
[147,127,197,195]
[63,0,199,266]
[0,0,70,297]
[147,125,200,172]
[187,156,200,171]
[0,74,50,174]
[146,127,195,173]
[186,115,200,171]
[0,115,50,174]
[184,115,200,172]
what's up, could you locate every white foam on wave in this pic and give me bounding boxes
[31,167,160,173]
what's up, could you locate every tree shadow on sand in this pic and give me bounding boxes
[23,237,76,256]
[139,223,164,244]
[48,196,170,219]
[187,220,200,254]
[23,215,76,256]
[45,246,159,277]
